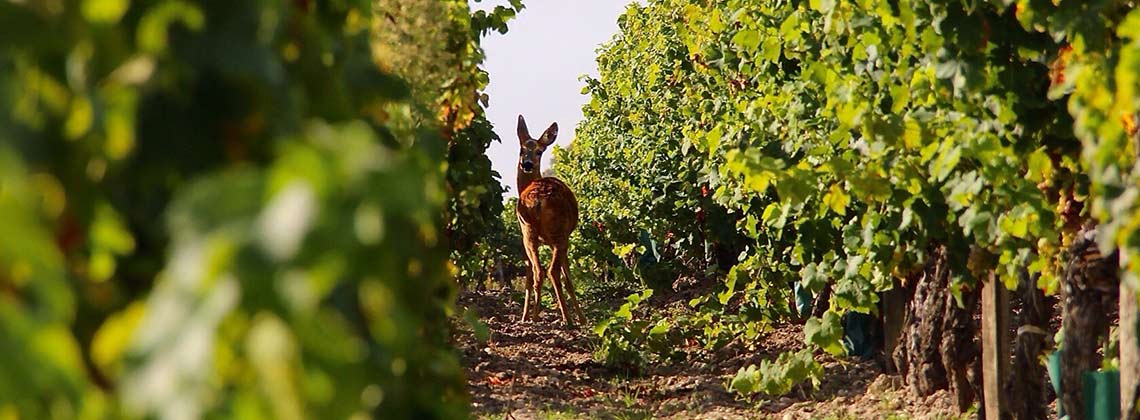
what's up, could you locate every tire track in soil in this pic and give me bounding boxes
[453,289,962,419]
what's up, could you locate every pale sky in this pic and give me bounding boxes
[470,0,638,195]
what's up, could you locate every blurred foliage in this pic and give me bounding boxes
[0,0,517,418]
[369,0,522,288]
[465,197,528,289]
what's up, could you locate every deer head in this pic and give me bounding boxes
[516,114,558,176]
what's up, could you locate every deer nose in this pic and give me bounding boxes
[521,161,534,172]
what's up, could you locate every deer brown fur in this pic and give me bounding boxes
[515,115,585,326]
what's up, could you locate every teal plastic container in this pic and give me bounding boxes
[1046,350,1120,420]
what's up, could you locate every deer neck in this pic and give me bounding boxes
[517,168,542,195]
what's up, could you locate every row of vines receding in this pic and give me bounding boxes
[558,0,1140,414]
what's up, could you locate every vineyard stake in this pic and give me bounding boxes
[1122,278,1139,419]
[981,271,1010,420]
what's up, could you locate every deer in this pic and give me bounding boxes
[514,114,586,326]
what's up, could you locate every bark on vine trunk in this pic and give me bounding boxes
[945,279,980,413]
[892,246,949,395]
[1060,226,1119,420]
[891,245,980,413]
[1005,268,1053,420]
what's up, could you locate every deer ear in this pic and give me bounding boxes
[517,115,531,142]
[538,122,558,146]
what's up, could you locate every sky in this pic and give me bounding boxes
[470,0,638,195]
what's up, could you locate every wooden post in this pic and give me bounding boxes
[981,272,1009,420]
[882,283,908,373]
[1122,279,1139,419]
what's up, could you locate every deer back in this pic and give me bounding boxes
[517,177,579,244]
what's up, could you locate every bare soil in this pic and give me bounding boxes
[452,289,967,419]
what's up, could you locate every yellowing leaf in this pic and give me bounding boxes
[105,111,135,160]
[1026,149,1053,183]
[92,302,147,373]
[612,243,636,257]
[92,203,136,255]
[709,9,725,33]
[823,184,850,216]
[902,117,922,149]
[89,251,117,283]
[33,325,86,378]
[64,96,93,140]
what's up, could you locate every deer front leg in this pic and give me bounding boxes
[521,239,544,321]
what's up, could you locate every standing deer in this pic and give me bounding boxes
[515,115,586,326]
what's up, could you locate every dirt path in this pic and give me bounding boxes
[453,289,964,419]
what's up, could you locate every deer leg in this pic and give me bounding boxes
[530,258,544,319]
[559,254,586,325]
[522,240,544,321]
[549,245,573,326]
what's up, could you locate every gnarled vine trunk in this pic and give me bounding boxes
[1060,226,1119,420]
[942,276,980,413]
[891,245,981,412]
[1006,268,1054,420]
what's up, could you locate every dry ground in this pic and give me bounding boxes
[452,289,968,420]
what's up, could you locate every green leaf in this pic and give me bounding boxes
[929,143,962,182]
[1026,149,1053,183]
[733,30,761,51]
[719,266,739,304]
[810,0,836,13]
[706,125,723,156]
[780,14,801,40]
[804,312,846,356]
[729,365,761,395]
[890,84,910,114]
[999,209,1030,239]
[761,37,781,61]
[800,263,828,291]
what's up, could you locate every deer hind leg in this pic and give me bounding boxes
[549,244,574,326]
[522,240,544,321]
[559,252,586,325]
